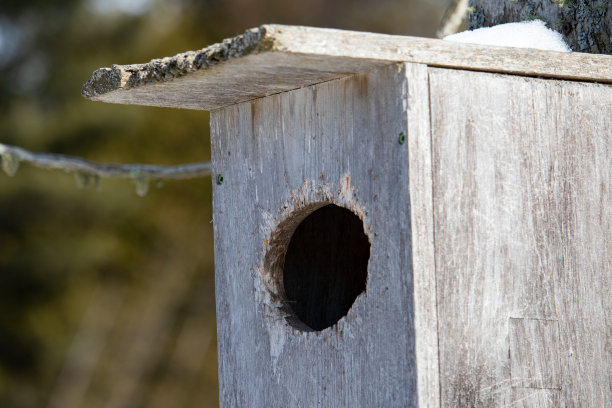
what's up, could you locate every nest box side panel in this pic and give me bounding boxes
[210,63,425,407]
[429,68,612,407]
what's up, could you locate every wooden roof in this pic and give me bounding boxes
[82,24,612,111]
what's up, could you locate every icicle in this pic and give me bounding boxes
[92,174,101,191]
[131,170,150,197]
[135,175,150,197]
[74,172,101,190]
[1,151,20,177]
[74,171,92,189]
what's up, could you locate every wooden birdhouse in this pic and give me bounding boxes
[83,25,612,407]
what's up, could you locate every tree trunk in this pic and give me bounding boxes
[468,0,612,54]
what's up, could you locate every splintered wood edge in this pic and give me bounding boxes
[82,24,612,110]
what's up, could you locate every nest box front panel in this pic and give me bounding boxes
[210,64,420,407]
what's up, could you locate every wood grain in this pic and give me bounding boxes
[211,64,420,407]
[405,63,441,408]
[83,24,612,111]
[509,318,561,389]
[429,67,612,407]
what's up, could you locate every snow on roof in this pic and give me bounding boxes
[444,20,571,53]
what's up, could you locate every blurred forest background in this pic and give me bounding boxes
[0,0,446,406]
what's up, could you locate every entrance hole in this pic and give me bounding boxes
[283,204,370,331]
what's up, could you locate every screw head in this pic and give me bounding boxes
[398,132,406,145]
[216,174,224,185]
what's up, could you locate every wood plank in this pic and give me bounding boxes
[83,51,390,111]
[405,63,441,408]
[429,67,612,407]
[211,64,419,407]
[509,318,561,389]
[83,25,612,111]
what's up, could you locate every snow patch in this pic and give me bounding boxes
[444,20,571,52]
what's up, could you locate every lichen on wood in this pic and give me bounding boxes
[468,0,612,53]
[82,26,269,99]
[82,24,612,111]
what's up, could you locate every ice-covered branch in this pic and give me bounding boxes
[0,142,212,196]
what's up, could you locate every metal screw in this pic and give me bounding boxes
[216,174,224,185]
[398,132,406,145]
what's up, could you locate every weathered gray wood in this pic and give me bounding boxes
[81,24,612,407]
[509,318,561,389]
[211,64,421,407]
[405,63,441,408]
[429,67,612,407]
[83,50,390,111]
[82,25,612,111]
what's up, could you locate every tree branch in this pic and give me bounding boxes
[437,0,469,38]
[0,142,212,196]
[0,142,211,179]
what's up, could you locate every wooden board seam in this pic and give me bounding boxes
[426,68,443,408]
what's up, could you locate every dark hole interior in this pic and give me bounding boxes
[283,204,370,331]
